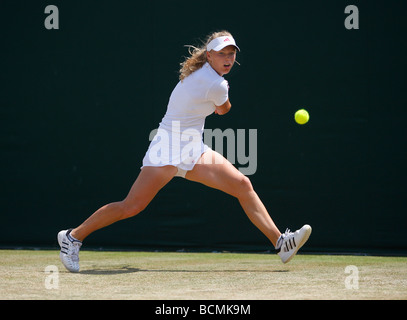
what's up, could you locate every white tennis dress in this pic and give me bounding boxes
[142,62,229,177]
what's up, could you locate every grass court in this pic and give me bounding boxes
[1,249,406,300]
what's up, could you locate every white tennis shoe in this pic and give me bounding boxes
[276,224,312,264]
[57,229,82,273]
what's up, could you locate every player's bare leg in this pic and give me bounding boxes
[186,149,311,263]
[71,165,177,241]
[58,165,176,272]
[186,149,281,246]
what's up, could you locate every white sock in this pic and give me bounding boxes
[67,230,81,243]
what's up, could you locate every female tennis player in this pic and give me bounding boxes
[58,31,311,272]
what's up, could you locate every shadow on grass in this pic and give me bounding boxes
[80,266,289,275]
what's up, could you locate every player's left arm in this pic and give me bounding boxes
[215,99,231,115]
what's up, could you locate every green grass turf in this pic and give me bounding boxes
[1,249,406,299]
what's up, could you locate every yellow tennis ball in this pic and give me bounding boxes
[295,109,309,125]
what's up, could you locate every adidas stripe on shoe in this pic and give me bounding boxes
[276,224,312,264]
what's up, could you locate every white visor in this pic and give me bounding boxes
[206,36,240,52]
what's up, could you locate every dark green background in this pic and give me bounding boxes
[1,1,406,254]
